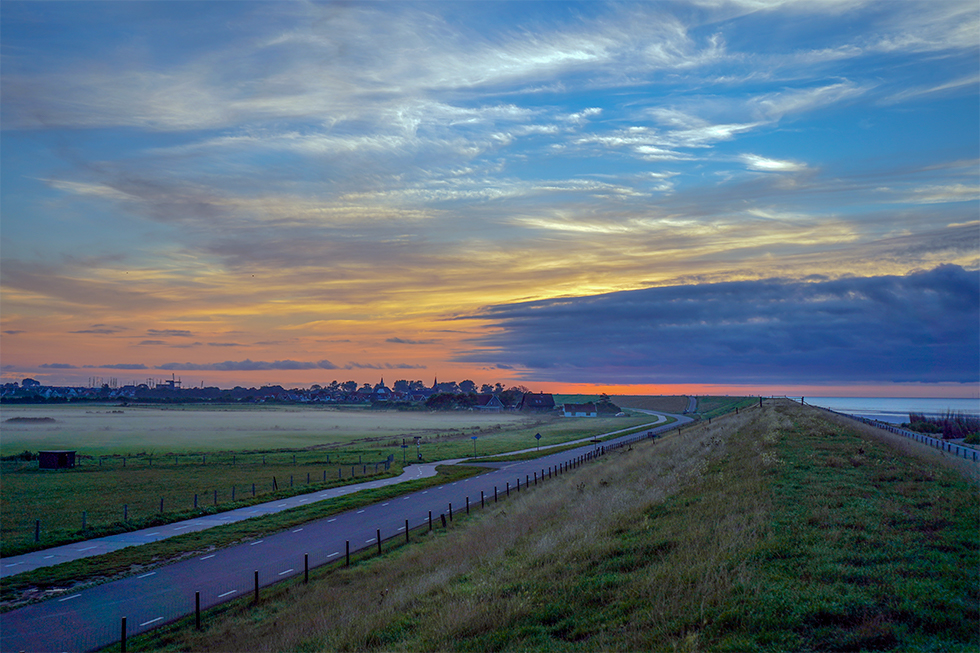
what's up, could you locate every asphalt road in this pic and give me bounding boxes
[1,413,690,652]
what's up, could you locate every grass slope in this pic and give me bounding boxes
[124,400,978,652]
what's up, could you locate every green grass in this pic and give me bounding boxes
[1,464,484,608]
[695,395,758,419]
[117,401,978,652]
[0,407,650,556]
[1,450,398,556]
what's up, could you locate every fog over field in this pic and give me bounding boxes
[0,405,535,455]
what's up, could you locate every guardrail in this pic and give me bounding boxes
[811,405,979,463]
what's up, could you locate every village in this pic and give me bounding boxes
[0,377,622,417]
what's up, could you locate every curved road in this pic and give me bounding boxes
[1,412,690,652]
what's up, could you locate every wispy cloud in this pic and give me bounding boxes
[1,1,976,389]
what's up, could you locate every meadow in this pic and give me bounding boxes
[125,400,978,652]
[0,404,654,556]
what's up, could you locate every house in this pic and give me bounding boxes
[473,394,505,412]
[562,402,598,417]
[519,392,555,412]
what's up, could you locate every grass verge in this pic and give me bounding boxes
[116,401,977,652]
[0,465,484,609]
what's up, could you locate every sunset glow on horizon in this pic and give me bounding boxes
[2,1,978,398]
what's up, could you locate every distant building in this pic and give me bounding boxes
[473,394,505,412]
[519,392,555,412]
[561,402,598,417]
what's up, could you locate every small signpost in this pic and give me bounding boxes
[471,435,478,456]
[401,439,408,464]
[535,433,541,451]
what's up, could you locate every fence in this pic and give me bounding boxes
[813,405,980,463]
[12,428,678,653]
[18,457,395,549]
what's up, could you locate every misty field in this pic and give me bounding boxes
[0,405,531,455]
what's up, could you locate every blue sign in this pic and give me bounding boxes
[535,433,541,440]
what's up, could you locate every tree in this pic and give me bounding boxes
[480,383,493,394]
[459,379,477,394]
[393,379,410,392]
[342,381,358,394]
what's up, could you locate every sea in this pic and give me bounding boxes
[790,397,980,424]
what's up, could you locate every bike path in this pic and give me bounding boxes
[0,414,666,579]
[0,413,689,652]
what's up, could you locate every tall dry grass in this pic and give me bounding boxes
[145,405,786,652]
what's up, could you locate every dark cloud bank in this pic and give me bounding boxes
[458,265,979,386]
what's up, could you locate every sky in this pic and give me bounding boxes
[1,0,978,398]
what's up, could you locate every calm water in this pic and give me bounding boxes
[793,397,980,424]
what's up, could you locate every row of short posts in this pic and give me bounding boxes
[41,464,397,539]
[116,447,608,646]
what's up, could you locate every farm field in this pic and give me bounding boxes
[614,394,694,413]
[0,404,655,555]
[129,400,979,653]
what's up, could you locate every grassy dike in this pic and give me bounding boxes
[119,400,978,652]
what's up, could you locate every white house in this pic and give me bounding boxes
[562,402,598,417]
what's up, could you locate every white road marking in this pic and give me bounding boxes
[421,491,428,495]
[137,572,156,579]
[249,540,264,546]
[397,526,405,532]
[200,555,216,560]
[328,518,337,522]
[382,502,389,506]
[278,569,294,576]
[173,526,188,531]
[4,562,23,568]
[145,532,160,536]
[292,528,304,533]
[43,555,54,559]
[277,504,287,507]
[58,594,80,602]
[356,510,365,514]
[327,552,340,558]
[140,617,163,627]
[76,546,97,551]
[366,538,375,543]
[218,589,237,598]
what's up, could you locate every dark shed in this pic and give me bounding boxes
[38,450,76,469]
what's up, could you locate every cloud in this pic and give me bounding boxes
[101,363,149,370]
[386,337,436,345]
[3,330,25,335]
[71,328,123,335]
[39,363,79,369]
[741,154,808,172]
[344,362,427,370]
[158,359,319,371]
[207,342,244,347]
[148,329,195,338]
[457,265,980,385]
